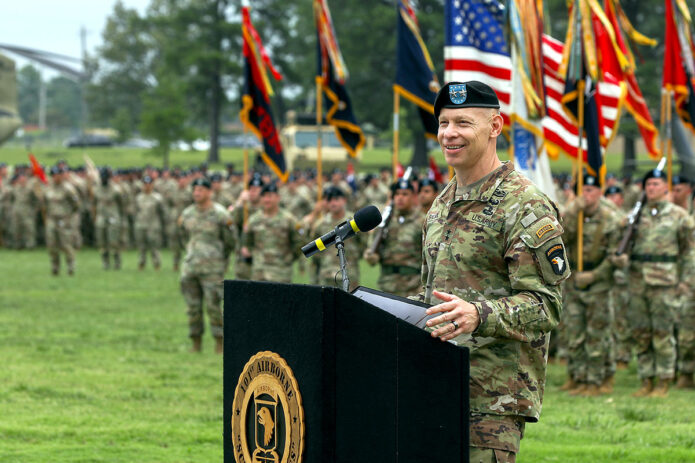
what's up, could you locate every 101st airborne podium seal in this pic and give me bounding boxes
[231,351,305,463]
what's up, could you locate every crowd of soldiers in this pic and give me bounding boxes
[1,159,693,391]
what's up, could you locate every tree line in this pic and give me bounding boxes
[16,0,671,166]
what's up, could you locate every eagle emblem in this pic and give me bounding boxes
[257,406,275,446]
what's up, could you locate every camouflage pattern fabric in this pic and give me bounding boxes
[169,186,192,268]
[678,297,695,374]
[178,202,236,339]
[561,198,622,384]
[416,162,569,437]
[135,191,166,268]
[44,181,80,273]
[93,182,124,256]
[370,208,423,297]
[312,210,365,290]
[10,181,39,248]
[610,268,632,364]
[469,414,525,461]
[358,183,389,210]
[628,199,695,380]
[232,203,259,279]
[242,208,301,283]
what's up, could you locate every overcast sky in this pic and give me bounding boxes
[0,0,150,74]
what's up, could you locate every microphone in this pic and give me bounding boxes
[302,205,382,258]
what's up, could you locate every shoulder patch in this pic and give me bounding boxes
[536,223,555,239]
[545,244,566,275]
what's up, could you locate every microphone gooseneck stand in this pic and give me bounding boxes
[334,234,351,292]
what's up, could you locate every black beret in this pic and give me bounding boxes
[605,172,616,180]
[261,183,279,195]
[604,185,623,195]
[142,176,154,184]
[434,81,500,118]
[642,169,667,186]
[583,173,600,187]
[248,176,264,188]
[324,186,345,200]
[50,165,62,176]
[672,175,691,185]
[419,178,439,191]
[210,173,223,182]
[191,177,212,189]
[391,178,414,193]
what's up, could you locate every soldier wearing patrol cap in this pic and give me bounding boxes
[560,173,623,396]
[363,178,423,297]
[44,165,80,275]
[177,177,236,353]
[135,175,166,270]
[615,168,695,397]
[420,80,570,460]
[241,183,302,283]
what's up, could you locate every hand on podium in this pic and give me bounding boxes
[425,290,480,342]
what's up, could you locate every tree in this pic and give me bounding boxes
[46,76,82,129]
[139,75,190,168]
[17,65,40,126]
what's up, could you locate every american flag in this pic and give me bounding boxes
[541,34,623,161]
[444,0,511,126]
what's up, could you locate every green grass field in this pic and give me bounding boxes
[0,143,659,176]
[1,248,694,462]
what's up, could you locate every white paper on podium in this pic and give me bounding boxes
[351,286,436,329]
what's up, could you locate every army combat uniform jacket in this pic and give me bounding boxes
[417,162,569,449]
[242,208,301,283]
[178,202,237,277]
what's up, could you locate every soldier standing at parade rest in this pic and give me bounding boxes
[93,167,125,270]
[230,175,264,279]
[44,166,80,275]
[603,185,632,369]
[669,175,695,388]
[615,169,695,397]
[135,176,166,270]
[241,183,302,283]
[9,171,40,249]
[560,174,622,396]
[363,178,423,297]
[417,178,439,214]
[178,177,236,353]
[418,81,570,462]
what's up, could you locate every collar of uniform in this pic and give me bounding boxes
[452,161,512,202]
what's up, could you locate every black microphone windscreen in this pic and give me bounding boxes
[354,205,382,232]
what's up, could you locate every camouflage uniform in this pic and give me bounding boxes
[178,202,236,339]
[68,174,88,249]
[232,203,259,279]
[242,208,301,283]
[0,180,10,246]
[169,184,192,270]
[369,208,423,297]
[605,203,631,365]
[135,190,166,269]
[10,180,40,248]
[119,180,137,248]
[93,182,125,269]
[44,180,80,274]
[561,197,622,387]
[313,210,365,290]
[359,183,389,210]
[628,200,695,381]
[416,162,569,456]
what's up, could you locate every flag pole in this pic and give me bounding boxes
[316,77,323,201]
[576,78,586,272]
[666,89,673,191]
[242,124,250,226]
[392,89,400,180]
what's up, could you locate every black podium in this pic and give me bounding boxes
[224,281,469,463]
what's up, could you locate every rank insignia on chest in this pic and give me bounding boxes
[545,244,566,275]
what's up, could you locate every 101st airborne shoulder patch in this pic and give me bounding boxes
[231,351,304,463]
[545,244,566,275]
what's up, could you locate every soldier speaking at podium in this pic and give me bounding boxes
[417,81,570,462]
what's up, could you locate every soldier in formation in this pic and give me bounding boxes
[177,177,236,354]
[135,176,166,270]
[93,167,125,270]
[363,178,423,297]
[44,166,80,275]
